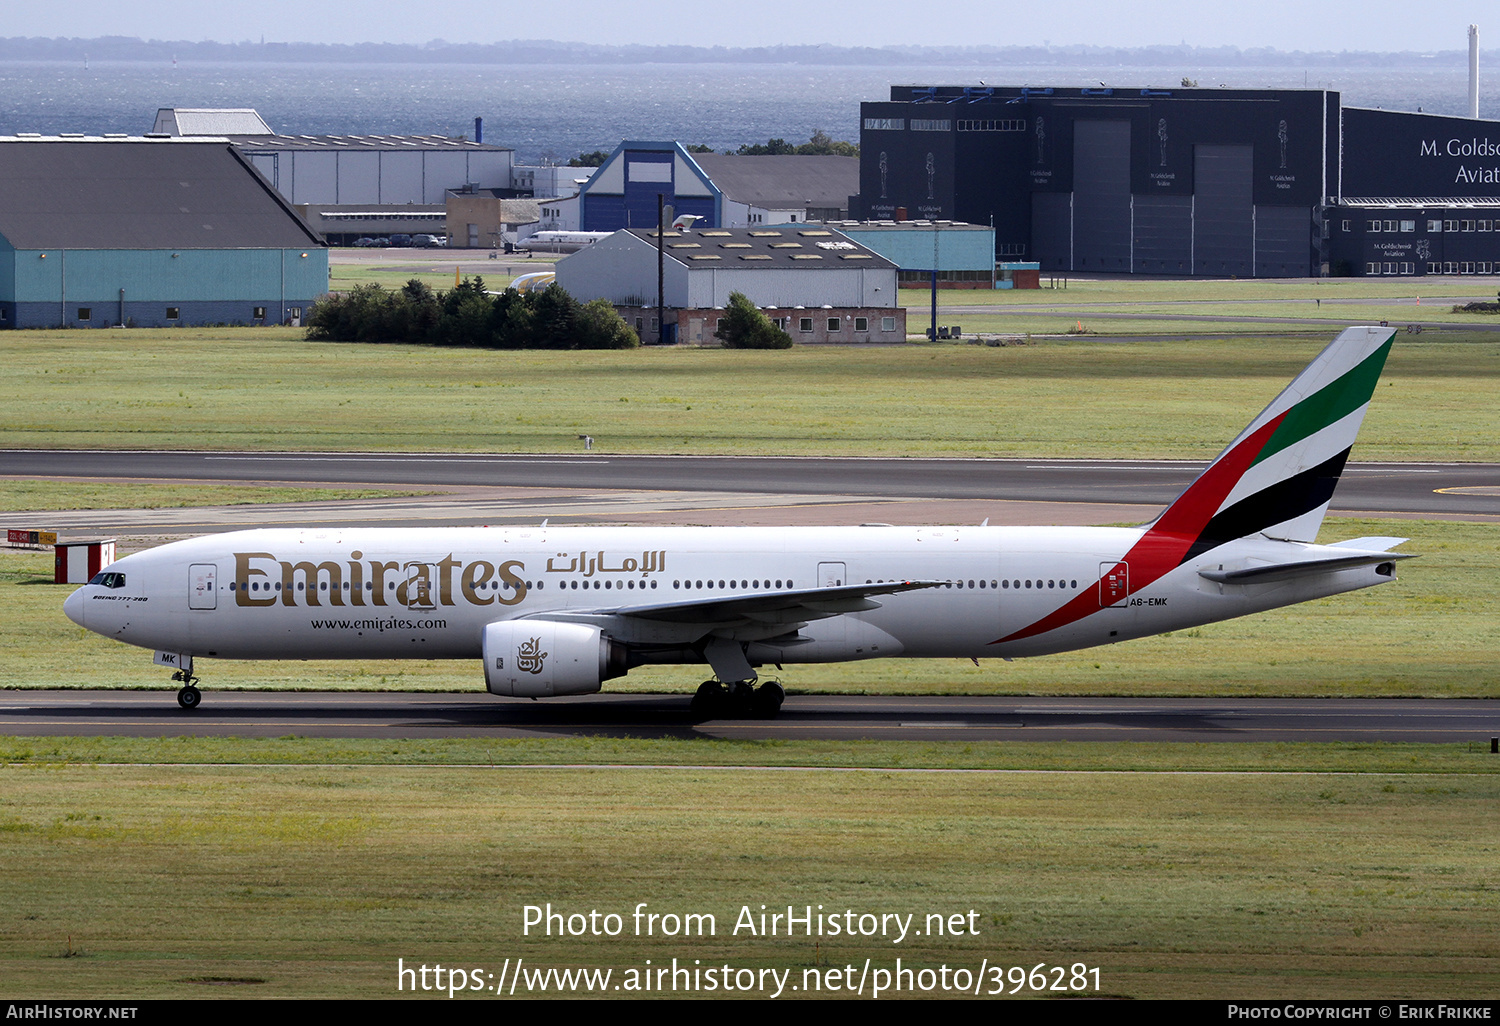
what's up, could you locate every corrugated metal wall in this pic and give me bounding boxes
[1132,195,1193,274]
[1071,121,1132,272]
[1253,205,1311,278]
[245,149,512,205]
[4,248,328,328]
[1192,145,1254,276]
[1031,193,1072,271]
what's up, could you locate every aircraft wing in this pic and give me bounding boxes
[514,579,943,644]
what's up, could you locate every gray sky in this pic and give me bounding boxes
[11,0,1495,52]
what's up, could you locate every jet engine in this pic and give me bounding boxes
[483,620,627,698]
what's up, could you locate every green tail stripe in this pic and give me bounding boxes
[1250,335,1394,467]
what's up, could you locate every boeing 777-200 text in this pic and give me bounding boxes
[64,326,1412,715]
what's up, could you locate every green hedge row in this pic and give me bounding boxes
[306,279,640,349]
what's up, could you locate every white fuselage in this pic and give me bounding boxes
[64,524,1396,673]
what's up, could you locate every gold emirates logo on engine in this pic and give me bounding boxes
[516,637,547,674]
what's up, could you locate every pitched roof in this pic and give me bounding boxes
[227,134,512,153]
[689,154,858,210]
[154,108,275,136]
[623,226,894,269]
[0,138,324,249]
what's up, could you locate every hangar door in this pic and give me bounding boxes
[1254,205,1313,278]
[1071,121,1132,272]
[1193,146,1253,276]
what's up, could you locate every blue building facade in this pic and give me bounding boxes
[579,142,722,231]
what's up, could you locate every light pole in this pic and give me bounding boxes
[930,221,940,340]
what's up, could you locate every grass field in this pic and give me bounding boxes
[2,331,1498,460]
[328,258,555,294]
[0,480,423,512]
[2,755,1496,999]
[897,276,1500,336]
[4,516,1495,698]
[5,284,1497,1001]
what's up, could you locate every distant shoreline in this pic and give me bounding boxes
[0,36,1489,68]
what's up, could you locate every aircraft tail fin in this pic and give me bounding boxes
[997,327,1397,647]
[1143,326,1395,558]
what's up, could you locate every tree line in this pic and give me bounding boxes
[568,130,856,165]
[308,280,798,350]
[306,279,640,349]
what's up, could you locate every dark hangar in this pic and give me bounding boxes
[856,85,1500,278]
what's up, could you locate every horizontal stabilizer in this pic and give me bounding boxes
[1330,536,1411,551]
[1198,548,1415,585]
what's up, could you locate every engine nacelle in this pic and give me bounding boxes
[483,620,626,698]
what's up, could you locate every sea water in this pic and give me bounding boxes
[0,58,1486,164]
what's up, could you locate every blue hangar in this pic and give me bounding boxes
[0,136,327,328]
[857,86,1500,278]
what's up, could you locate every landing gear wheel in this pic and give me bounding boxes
[691,680,727,715]
[725,680,758,716]
[751,681,785,718]
[177,685,201,710]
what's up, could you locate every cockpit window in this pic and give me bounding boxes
[88,572,126,588]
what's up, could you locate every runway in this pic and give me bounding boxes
[4,691,1498,743]
[5,451,1495,744]
[3,452,1498,536]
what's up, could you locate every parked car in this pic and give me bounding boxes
[389,233,413,247]
[411,234,439,248]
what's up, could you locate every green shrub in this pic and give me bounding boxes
[308,280,638,349]
[714,291,793,349]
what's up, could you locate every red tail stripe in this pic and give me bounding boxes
[994,411,1287,645]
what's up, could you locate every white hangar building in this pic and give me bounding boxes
[555,225,905,343]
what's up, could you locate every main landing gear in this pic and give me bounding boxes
[691,679,785,718]
[172,669,202,710]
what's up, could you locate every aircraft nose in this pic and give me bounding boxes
[63,588,87,629]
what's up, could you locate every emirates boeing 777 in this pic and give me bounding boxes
[64,326,1411,715]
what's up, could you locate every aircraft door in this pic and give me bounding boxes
[401,563,439,610]
[817,562,847,588]
[189,564,217,610]
[1099,561,1128,607]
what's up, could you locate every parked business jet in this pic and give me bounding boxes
[65,327,1411,714]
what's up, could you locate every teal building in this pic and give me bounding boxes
[0,138,327,328]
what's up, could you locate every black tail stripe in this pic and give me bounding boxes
[1180,448,1352,563]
